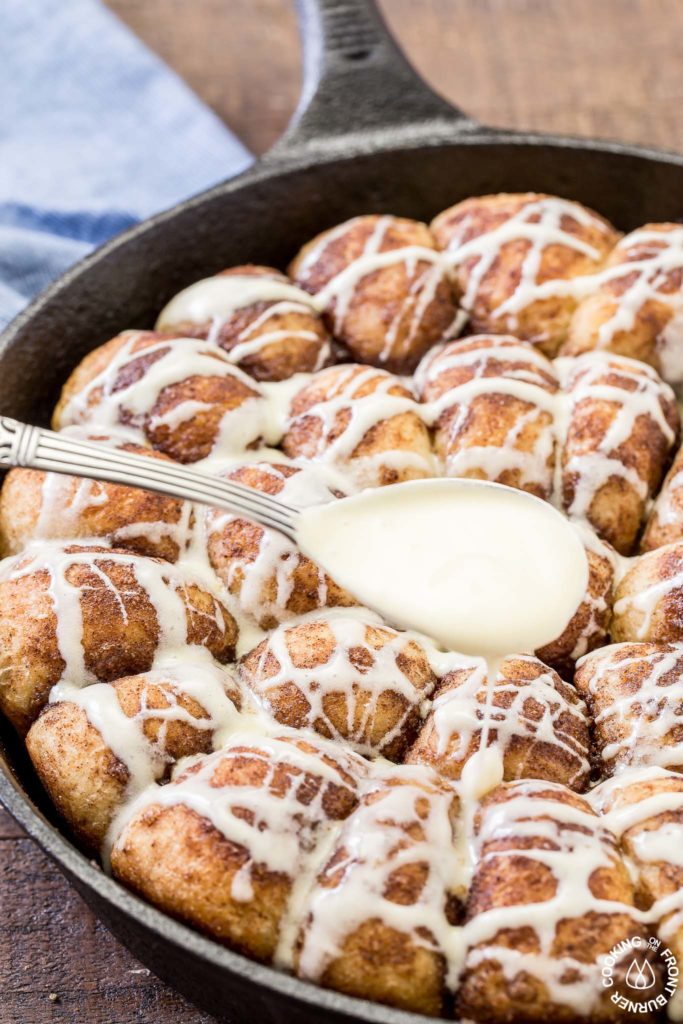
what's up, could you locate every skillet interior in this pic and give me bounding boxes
[4,1,683,1020]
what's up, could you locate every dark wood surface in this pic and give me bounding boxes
[5,1,683,1021]
[108,0,683,154]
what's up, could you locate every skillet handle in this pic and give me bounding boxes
[272,0,475,156]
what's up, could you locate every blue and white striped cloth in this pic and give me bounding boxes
[0,0,253,329]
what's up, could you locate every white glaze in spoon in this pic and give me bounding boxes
[298,478,589,658]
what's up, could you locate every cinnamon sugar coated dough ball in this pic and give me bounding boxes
[431,193,620,356]
[282,363,434,488]
[563,223,683,383]
[0,432,192,561]
[294,765,461,1016]
[206,462,356,628]
[0,542,237,734]
[534,528,615,672]
[111,735,364,962]
[406,654,591,790]
[416,335,559,499]
[239,615,437,759]
[53,330,267,463]
[26,663,241,851]
[611,540,683,643]
[458,779,650,1023]
[640,441,683,551]
[575,642,683,775]
[591,770,683,1004]
[156,264,332,381]
[557,353,679,554]
[289,214,458,373]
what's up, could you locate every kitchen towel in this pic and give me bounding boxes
[0,0,253,329]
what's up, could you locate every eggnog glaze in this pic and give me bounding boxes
[297,478,590,659]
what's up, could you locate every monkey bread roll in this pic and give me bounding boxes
[25,659,241,852]
[415,335,558,499]
[431,193,620,357]
[205,461,356,629]
[406,654,590,790]
[576,643,683,776]
[293,764,462,1016]
[288,214,458,374]
[641,443,683,552]
[458,779,654,1023]
[556,352,679,554]
[535,523,616,673]
[111,733,365,963]
[53,330,269,463]
[564,224,683,384]
[239,613,437,760]
[281,363,434,489]
[0,427,192,562]
[155,265,332,382]
[591,769,683,1020]
[0,541,237,735]
[611,541,683,644]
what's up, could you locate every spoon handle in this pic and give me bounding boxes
[0,417,298,540]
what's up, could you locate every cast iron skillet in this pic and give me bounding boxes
[3,1,683,1021]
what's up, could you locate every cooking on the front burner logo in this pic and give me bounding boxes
[602,935,678,1014]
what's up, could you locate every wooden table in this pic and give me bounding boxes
[4,1,683,1020]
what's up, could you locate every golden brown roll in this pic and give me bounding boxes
[557,353,679,554]
[0,541,237,734]
[111,733,365,962]
[289,214,458,373]
[406,654,590,790]
[458,779,653,1023]
[535,524,616,674]
[564,224,683,384]
[240,614,437,760]
[611,540,683,644]
[641,443,683,552]
[155,265,332,381]
[415,335,558,498]
[294,764,461,1016]
[576,643,683,775]
[53,330,267,463]
[431,193,620,357]
[26,661,241,851]
[591,769,683,1019]
[281,363,434,488]
[205,461,356,628]
[0,429,192,561]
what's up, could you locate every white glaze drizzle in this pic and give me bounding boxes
[577,643,683,771]
[32,425,194,559]
[424,653,590,785]
[240,612,436,757]
[587,228,683,383]
[293,215,458,364]
[440,197,609,336]
[57,333,271,459]
[51,651,241,797]
[460,780,644,1014]
[296,762,466,986]
[204,460,351,628]
[589,766,683,1019]
[284,364,435,488]
[156,275,331,371]
[0,540,228,686]
[112,728,367,894]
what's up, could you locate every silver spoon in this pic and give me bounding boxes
[0,416,299,540]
